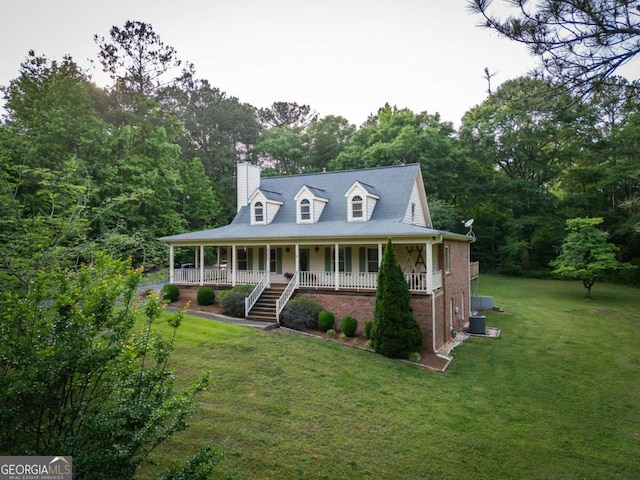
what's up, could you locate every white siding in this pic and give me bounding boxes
[265,201,280,224]
[313,198,327,222]
[366,197,377,220]
[403,181,427,226]
[237,162,261,212]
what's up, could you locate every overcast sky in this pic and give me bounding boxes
[0,0,613,127]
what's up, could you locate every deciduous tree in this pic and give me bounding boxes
[550,217,632,298]
[0,253,221,478]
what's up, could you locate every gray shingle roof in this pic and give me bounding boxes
[160,164,460,243]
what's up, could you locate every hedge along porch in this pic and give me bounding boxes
[160,162,477,352]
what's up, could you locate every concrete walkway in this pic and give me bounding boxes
[165,307,279,330]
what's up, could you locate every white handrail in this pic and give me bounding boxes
[276,272,299,322]
[244,272,269,317]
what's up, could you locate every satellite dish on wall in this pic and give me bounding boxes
[462,219,476,238]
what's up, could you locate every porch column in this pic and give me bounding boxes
[295,244,300,273]
[199,244,205,285]
[169,245,175,284]
[232,244,237,286]
[378,243,383,267]
[426,241,433,292]
[266,244,271,285]
[334,243,340,290]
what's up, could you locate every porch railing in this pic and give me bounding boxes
[172,268,264,286]
[245,271,270,317]
[236,270,266,285]
[276,273,299,322]
[470,261,479,279]
[172,268,445,293]
[339,272,378,290]
[298,271,334,288]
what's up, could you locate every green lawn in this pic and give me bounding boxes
[139,276,640,479]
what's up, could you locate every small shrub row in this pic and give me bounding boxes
[318,310,358,338]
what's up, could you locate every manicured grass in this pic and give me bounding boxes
[138,276,640,479]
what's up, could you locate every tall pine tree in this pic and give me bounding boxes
[370,239,423,358]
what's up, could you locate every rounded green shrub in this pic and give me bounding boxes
[317,310,335,331]
[408,352,421,362]
[364,321,374,339]
[280,297,322,331]
[196,286,215,306]
[219,285,253,318]
[340,316,358,337]
[161,283,179,303]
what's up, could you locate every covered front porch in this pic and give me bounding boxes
[168,240,444,294]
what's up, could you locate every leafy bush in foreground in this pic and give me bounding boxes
[0,253,218,479]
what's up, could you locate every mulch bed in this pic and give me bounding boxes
[167,287,452,372]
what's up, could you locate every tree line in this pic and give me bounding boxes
[1,19,638,291]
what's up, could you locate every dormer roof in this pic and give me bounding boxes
[250,188,284,204]
[344,180,380,199]
[294,185,329,202]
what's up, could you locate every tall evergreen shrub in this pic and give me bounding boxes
[370,239,423,358]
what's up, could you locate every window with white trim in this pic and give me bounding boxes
[351,195,363,219]
[300,198,311,221]
[444,245,451,273]
[254,201,264,223]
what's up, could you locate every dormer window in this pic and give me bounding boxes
[254,201,264,223]
[294,185,328,224]
[352,195,363,219]
[345,181,379,222]
[300,199,311,221]
[249,189,283,225]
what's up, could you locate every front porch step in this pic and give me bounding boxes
[246,285,286,322]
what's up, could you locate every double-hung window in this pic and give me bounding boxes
[254,201,264,223]
[300,198,311,221]
[351,195,363,219]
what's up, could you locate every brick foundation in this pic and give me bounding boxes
[295,289,438,351]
